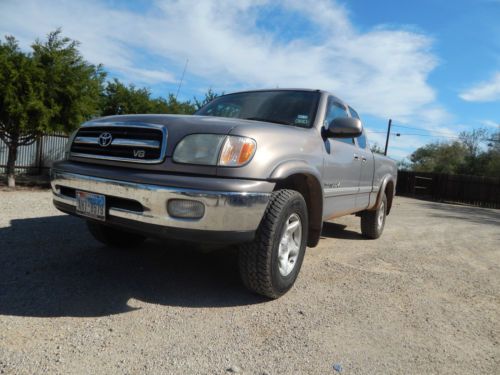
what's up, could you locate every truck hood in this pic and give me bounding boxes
[74,114,324,178]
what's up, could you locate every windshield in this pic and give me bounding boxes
[195,90,320,128]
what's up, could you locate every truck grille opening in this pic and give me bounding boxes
[70,124,166,163]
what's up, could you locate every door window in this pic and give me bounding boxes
[357,131,367,149]
[326,98,354,145]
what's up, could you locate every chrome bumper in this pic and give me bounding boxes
[51,170,270,233]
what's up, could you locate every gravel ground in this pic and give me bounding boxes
[0,190,499,374]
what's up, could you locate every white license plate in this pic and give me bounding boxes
[76,191,106,221]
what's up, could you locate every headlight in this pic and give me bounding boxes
[173,134,256,167]
[173,134,226,165]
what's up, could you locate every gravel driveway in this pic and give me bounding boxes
[0,190,499,374]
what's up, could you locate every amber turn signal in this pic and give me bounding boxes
[219,136,256,167]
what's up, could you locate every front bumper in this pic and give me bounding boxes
[51,170,272,243]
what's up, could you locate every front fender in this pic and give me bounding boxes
[269,159,323,182]
[269,160,324,247]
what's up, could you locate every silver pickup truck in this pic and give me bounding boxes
[51,89,397,298]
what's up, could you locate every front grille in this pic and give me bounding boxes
[70,123,166,163]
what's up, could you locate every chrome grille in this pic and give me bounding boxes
[70,122,167,163]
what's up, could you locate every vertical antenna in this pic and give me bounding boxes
[175,58,189,99]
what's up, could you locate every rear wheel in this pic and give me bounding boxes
[87,221,146,248]
[238,189,308,299]
[360,193,387,239]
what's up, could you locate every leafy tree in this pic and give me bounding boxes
[101,79,156,115]
[370,142,384,155]
[407,127,500,177]
[0,30,104,187]
[0,36,43,187]
[397,158,412,170]
[482,129,500,177]
[153,94,197,114]
[410,141,468,174]
[459,128,488,158]
[194,88,220,110]
[101,80,217,116]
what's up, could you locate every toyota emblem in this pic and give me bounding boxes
[98,132,113,147]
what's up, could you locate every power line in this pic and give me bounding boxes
[393,133,460,139]
[391,124,458,137]
[367,130,460,139]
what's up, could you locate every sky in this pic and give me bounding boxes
[1,0,499,160]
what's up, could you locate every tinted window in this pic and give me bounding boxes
[348,106,360,119]
[337,137,355,145]
[325,100,349,125]
[326,99,354,145]
[196,90,320,128]
[357,131,367,149]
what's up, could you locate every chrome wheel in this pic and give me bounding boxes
[377,200,385,229]
[277,213,302,277]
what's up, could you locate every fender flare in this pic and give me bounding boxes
[269,159,323,182]
[370,174,396,211]
[269,160,324,247]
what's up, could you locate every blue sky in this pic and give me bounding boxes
[1,0,499,160]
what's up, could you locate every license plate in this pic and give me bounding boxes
[76,191,106,221]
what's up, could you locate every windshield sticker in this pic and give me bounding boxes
[294,114,309,125]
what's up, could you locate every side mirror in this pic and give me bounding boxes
[324,117,363,138]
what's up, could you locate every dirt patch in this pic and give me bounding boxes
[0,192,498,374]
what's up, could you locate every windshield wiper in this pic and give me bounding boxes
[243,117,292,125]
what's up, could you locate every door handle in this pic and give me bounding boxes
[361,156,367,162]
[353,154,359,160]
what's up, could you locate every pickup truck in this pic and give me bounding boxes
[51,89,397,298]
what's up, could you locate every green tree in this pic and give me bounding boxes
[483,129,500,177]
[457,128,489,175]
[153,94,197,114]
[410,141,468,174]
[101,80,197,115]
[370,142,384,155]
[407,127,500,177]
[194,88,220,110]
[0,36,43,187]
[101,79,154,115]
[0,30,104,187]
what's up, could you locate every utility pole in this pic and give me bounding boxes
[384,118,392,156]
[175,58,189,100]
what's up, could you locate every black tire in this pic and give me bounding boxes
[361,193,387,239]
[238,189,308,299]
[86,221,146,248]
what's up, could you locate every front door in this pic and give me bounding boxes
[322,98,362,219]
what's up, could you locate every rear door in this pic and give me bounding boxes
[322,98,362,219]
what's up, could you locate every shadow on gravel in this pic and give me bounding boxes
[321,222,364,240]
[420,201,500,227]
[0,215,268,318]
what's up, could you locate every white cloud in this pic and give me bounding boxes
[481,120,499,128]
[460,72,500,102]
[0,0,446,124]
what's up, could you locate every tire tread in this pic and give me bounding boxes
[238,189,302,298]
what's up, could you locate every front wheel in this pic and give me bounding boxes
[360,193,387,239]
[238,189,308,299]
[87,221,146,248]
